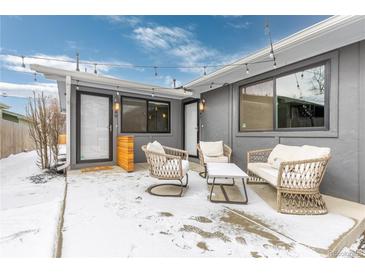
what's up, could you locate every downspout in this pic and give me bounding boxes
[57,75,71,171]
[65,75,71,170]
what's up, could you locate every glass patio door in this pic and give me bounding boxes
[77,91,112,163]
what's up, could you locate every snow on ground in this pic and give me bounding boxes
[62,166,355,257]
[0,151,66,257]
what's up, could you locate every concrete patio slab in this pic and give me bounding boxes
[61,163,364,257]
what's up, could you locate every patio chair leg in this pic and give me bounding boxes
[199,165,207,178]
[147,175,189,198]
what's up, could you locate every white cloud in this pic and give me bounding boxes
[0,53,134,76]
[132,25,221,74]
[227,21,252,29]
[0,82,58,99]
[105,16,142,27]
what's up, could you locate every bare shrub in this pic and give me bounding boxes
[26,92,65,169]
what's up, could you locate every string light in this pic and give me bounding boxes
[154,66,158,77]
[269,49,274,59]
[76,80,80,90]
[76,52,80,72]
[173,79,176,88]
[151,88,155,97]
[34,73,37,82]
[94,63,97,74]
[21,56,25,68]
[5,54,275,74]
[245,63,250,74]
[273,57,277,69]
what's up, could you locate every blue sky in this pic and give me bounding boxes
[0,15,329,114]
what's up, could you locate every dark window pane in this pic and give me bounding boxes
[121,97,147,132]
[276,65,326,128]
[239,80,274,131]
[147,101,169,132]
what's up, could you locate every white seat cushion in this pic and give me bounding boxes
[181,160,189,176]
[147,141,165,155]
[203,155,229,163]
[247,162,278,186]
[163,159,189,176]
[200,141,224,157]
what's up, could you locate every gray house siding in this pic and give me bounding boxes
[199,41,365,203]
[69,86,182,169]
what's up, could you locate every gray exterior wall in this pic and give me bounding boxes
[70,85,182,169]
[200,41,365,204]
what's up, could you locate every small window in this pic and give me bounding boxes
[239,80,274,131]
[147,101,170,132]
[121,96,170,133]
[276,65,325,129]
[121,97,147,132]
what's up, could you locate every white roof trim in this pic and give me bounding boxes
[30,64,192,99]
[184,15,365,89]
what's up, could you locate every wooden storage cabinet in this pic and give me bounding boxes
[117,135,134,172]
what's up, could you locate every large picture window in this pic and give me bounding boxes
[239,63,328,132]
[121,96,170,133]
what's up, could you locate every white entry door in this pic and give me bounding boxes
[184,101,198,157]
[78,92,112,162]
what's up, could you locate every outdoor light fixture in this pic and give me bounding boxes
[113,96,120,113]
[269,49,274,59]
[114,101,120,112]
[199,99,206,113]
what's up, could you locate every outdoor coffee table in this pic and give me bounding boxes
[206,163,249,204]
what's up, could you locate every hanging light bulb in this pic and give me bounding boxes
[34,73,37,82]
[154,66,158,77]
[76,80,80,90]
[269,49,274,59]
[273,57,277,69]
[173,78,176,88]
[94,63,97,74]
[245,63,250,74]
[203,66,207,76]
[151,88,155,97]
[209,82,213,89]
[21,56,25,68]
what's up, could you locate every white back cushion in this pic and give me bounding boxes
[301,145,331,160]
[268,144,331,168]
[268,144,302,165]
[147,141,165,155]
[200,141,224,157]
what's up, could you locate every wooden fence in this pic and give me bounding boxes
[0,118,34,159]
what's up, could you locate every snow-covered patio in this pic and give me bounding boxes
[1,151,364,257]
[62,163,364,257]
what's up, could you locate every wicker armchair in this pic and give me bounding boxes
[197,143,232,178]
[142,144,189,197]
[247,148,331,215]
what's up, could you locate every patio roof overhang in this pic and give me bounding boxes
[30,64,194,111]
[185,15,365,95]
